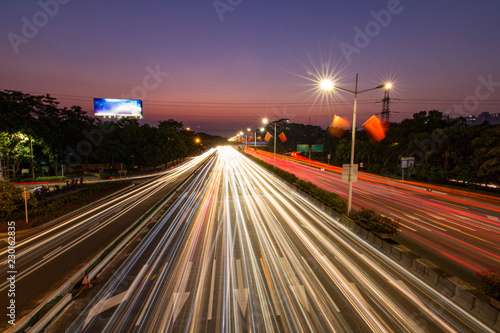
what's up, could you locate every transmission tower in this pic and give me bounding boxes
[381,89,390,122]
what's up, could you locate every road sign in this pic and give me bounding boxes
[297,144,309,152]
[311,145,323,152]
[401,157,415,169]
[342,164,358,183]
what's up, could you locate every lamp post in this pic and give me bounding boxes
[263,117,289,168]
[246,128,251,150]
[321,74,391,215]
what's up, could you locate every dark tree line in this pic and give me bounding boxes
[0,90,222,179]
[261,110,499,187]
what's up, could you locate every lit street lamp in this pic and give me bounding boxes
[320,74,391,215]
[263,117,289,168]
[246,128,251,149]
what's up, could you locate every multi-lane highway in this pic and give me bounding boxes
[69,147,491,332]
[0,151,214,332]
[246,148,500,286]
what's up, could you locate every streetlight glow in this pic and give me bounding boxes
[385,83,392,90]
[320,78,334,91]
[262,118,268,125]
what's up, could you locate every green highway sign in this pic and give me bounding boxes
[311,145,323,152]
[297,144,309,152]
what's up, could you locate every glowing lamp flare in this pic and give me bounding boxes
[320,79,334,91]
[362,115,387,142]
[264,132,273,142]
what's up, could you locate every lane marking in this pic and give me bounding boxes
[208,260,216,321]
[84,264,148,330]
[166,261,192,323]
[235,259,249,316]
[301,257,340,312]
[260,258,281,316]
[280,257,309,313]
[42,246,62,259]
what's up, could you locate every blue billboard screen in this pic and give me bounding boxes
[94,98,143,118]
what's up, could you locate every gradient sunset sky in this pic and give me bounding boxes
[1,0,500,136]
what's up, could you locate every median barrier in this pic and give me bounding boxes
[471,296,499,327]
[371,235,384,250]
[419,259,440,287]
[359,227,369,240]
[409,258,426,277]
[389,245,403,261]
[450,277,475,310]
[381,240,393,256]
[366,231,375,245]
[435,275,456,298]
[494,311,500,331]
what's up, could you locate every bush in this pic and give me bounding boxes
[36,176,66,181]
[351,208,399,235]
[476,270,500,299]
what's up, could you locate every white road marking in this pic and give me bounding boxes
[235,259,249,316]
[208,260,216,321]
[42,246,62,259]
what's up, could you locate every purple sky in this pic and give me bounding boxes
[1,0,500,136]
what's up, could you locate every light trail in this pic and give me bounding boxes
[67,147,492,332]
[248,148,500,282]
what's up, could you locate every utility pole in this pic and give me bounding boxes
[30,137,35,179]
[381,89,390,122]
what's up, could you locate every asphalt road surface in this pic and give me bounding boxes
[69,147,492,332]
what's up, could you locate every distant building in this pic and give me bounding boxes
[465,112,500,125]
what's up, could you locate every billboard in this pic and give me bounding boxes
[94,98,143,118]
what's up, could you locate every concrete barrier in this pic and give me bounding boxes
[493,310,500,331]
[450,277,476,310]
[366,231,375,245]
[418,259,440,287]
[471,297,499,326]
[409,259,426,277]
[389,245,406,261]
[359,227,369,240]
[371,235,384,250]
[398,252,414,269]
[381,240,393,256]
[435,275,456,298]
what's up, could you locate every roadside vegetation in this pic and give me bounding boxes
[0,181,129,232]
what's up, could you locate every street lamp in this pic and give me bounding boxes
[246,128,251,149]
[263,117,288,168]
[320,74,391,215]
